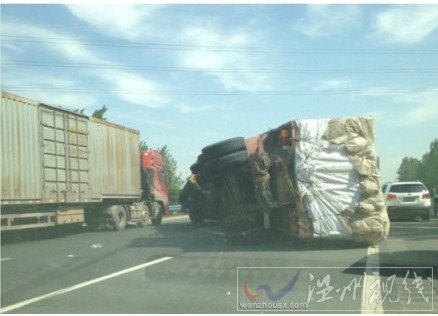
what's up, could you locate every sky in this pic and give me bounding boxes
[1,4,438,183]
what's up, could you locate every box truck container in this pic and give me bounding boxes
[1,91,169,231]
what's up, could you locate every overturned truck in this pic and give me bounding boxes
[180,116,390,245]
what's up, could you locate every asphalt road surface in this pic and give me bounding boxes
[1,215,437,314]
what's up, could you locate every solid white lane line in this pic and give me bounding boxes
[361,246,383,314]
[0,256,173,313]
[0,258,12,262]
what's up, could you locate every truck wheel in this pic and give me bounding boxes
[202,137,246,159]
[422,212,431,221]
[203,150,249,174]
[189,211,205,226]
[190,154,207,174]
[190,161,201,174]
[112,205,127,231]
[84,207,99,230]
[137,219,147,227]
[151,203,163,225]
[179,180,198,207]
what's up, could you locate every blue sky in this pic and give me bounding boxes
[1,4,438,183]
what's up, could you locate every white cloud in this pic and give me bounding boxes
[178,26,271,92]
[116,113,177,130]
[1,41,21,53]
[315,79,350,91]
[4,70,77,88]
[1,22,167,108]
[69,5,272,93]
[2,68,99,110]
[100,70,168,108]
[361,86,438,126]
[361,87,393,97]
[4,87,99,112]
[30,92,98,111]
[294,5,362,37]
[175,103,211,114]
[1,22,98,63]
[373,5,438,44]
[400,102,438,125]
[66,4,165,41]
[391,88,438,125]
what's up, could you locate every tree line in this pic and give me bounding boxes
[397,139,438,193]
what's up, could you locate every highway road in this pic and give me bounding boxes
[1,215,437,314]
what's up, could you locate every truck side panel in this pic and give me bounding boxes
[88,118,141,200]
[1,92,141,205]
[40,107,91,203]
[1,93,43,203]
[1,92,93,205]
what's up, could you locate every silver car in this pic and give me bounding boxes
[382,181,432,221]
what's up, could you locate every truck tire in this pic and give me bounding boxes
[190,154,206,174]
[151,203,164,225]
[203,150,249,174]
[422,212,431,221]
[112,205,127,231]
[84,207,100,230]
[202,137,246,159]
[190,161,201,174]
[137,218,148,227]
[197,154,206,162]
[189,210,205,226]
[179,180,195,205]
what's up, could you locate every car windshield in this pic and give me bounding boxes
[389,184,426,193]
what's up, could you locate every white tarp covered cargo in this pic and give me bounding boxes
[294,117,390,245]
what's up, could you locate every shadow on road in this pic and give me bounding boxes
[127,220,369,253]
[388,228,438,242]
[346,250,438,279]
[1,224,87,245]
[0,220,154,245]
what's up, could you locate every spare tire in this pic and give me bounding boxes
[189,209,205,226]
[202,137,246,159]
[190,161,201,174]
[190,154,206,174]
[179,180,193,205]
[203,150,249,174]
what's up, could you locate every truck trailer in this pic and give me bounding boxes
[1,91,169,231]
[180,116,390,246]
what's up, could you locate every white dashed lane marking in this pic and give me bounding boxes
[361,246,384,314]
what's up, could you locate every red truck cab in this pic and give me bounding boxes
[140,150,169,216]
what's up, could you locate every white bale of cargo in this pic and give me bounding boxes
[294,117,389,245]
